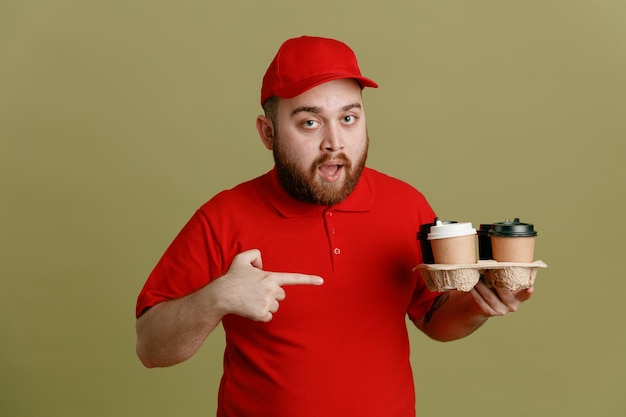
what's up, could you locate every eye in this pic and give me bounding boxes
[302,119,320,129]
[342,115,357,125]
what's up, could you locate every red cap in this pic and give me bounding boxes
[260,36,378,105]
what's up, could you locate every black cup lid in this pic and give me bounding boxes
[488,218,537,237]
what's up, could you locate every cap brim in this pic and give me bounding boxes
[272,73,378,100]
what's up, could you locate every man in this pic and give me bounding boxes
[135,36,533,417]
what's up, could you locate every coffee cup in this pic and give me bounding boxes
[427,220,477,264]
[488,218,537,262]
[477,223,494,260]
[417,218,457,264]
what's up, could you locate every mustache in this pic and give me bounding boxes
[314,153,351,167]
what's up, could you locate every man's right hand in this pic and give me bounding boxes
[209,249,324,322]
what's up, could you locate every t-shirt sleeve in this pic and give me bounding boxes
[407,282,442,322]
[406,190,442,321]
[135,209,222,318]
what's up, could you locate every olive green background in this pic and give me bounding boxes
[2,1,625,416]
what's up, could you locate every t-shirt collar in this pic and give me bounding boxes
[263,166,373,217]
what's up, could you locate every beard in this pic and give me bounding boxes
[273,135,369,206]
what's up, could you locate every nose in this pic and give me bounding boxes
[320,124,344,152]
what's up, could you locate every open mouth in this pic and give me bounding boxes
[318,162,345,182]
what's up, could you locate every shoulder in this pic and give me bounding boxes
[196,172,268,216]
[361,167,435,223]
[363,167,428,201]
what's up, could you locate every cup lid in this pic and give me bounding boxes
[488,218,537,237]
[427,220,476,240]
[417,217,457,238]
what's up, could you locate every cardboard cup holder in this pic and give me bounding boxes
[415,260,547,292]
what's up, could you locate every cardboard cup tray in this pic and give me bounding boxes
[414,260,548,292]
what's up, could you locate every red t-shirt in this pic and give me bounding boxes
[136,167,440,417]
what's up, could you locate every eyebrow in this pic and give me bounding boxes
[291,103,362,116]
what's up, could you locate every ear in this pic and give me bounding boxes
[256,115,274,150]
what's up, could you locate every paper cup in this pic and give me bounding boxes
[477,223,494,260]
[489,218,537,263]
[491,236,535,263]
[417,218,457,264]
[427,220,477,264]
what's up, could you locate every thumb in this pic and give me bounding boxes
[237,248,263,270]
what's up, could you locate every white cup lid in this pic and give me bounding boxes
[427,220,476,240]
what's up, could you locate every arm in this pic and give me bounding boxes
[413,280,534,342]
[136,249,324,368]
[135,281,223,368]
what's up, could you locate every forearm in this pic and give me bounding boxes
[414,281,534,341]
[415,291,488,342]
[135,283,224,368]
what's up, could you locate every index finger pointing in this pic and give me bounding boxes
[274,273,324,287]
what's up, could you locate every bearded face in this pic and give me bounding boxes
[261,79,370,206]
[273,134,368,206]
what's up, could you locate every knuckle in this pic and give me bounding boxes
[276,288,286,300]
[252,310,271,322]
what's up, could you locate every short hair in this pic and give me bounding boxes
[262,96,279,131]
